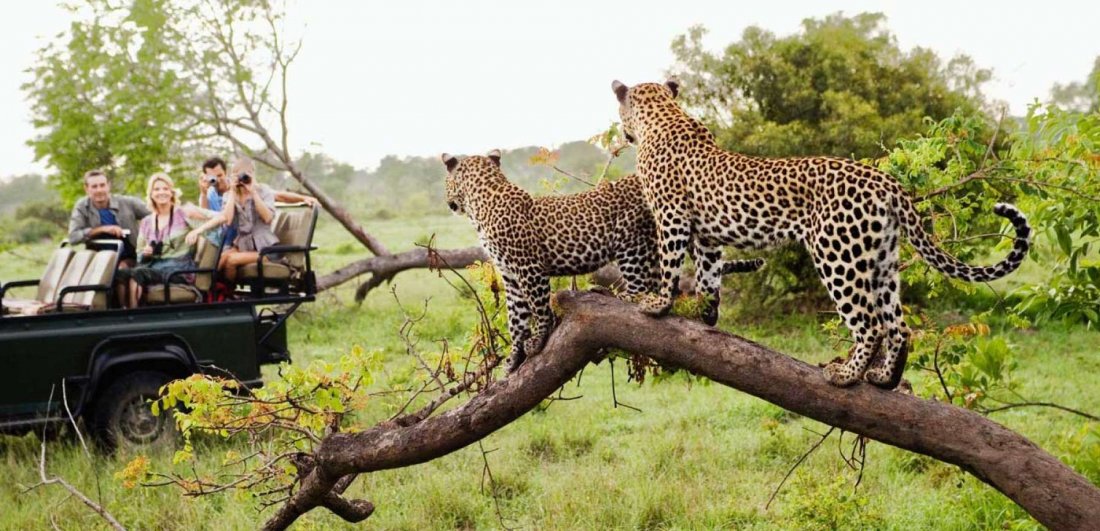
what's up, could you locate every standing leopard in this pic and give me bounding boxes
[443,150,763,372]
[610,79,1030,389]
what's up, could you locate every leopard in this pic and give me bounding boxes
[442,149,763,372]
[610,79,1031,389]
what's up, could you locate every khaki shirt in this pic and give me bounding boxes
[67,195,151,249]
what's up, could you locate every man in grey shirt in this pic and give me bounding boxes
[67,170,151,265]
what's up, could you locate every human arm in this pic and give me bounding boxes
[252,185,276,224]
[199,181,210,209]
[185,210,227,246]
[129,196,153,219]
[273,190,317,206]
[221,189,237,226]
[67,202,122,243]
[180,203,219,221]
[136,217,153,262]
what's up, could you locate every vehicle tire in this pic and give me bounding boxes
[89,371,177,451]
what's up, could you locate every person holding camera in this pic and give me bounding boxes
[120,173,219,308]
[197,156,316,250]
[188,158,280,285]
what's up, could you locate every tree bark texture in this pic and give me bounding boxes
[315,246,490,296]
[264,291,1100,530]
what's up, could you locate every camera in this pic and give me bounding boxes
[204,173,218,185]
[150,240,164,257]
[235,173,252,186]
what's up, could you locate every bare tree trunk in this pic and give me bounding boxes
[262,291,1100,531]
[283,168,392,258]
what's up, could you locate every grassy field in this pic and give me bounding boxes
[1,213,1097,530]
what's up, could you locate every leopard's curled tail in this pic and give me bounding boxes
[894,194,1030,282]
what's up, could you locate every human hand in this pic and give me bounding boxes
[185,229,202,246]
[303,195,318,206]
[100,225,124,238]
[142,244,154,257]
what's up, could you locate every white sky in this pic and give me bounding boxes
[2,1,1098,178]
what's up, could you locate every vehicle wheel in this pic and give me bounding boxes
[90,371,177,450]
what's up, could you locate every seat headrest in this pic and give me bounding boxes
[37,248,75,302]
[65,249,117,308]
[274,205,316,269]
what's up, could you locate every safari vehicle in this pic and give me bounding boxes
[0,203,319,449]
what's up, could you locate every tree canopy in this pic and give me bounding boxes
[670,12,991,160]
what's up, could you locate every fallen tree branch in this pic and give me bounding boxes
[262,291,1100,530]
[314,245,489,296]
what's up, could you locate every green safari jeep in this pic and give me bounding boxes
[0,204,319,448]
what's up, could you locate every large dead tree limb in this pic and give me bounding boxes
[314,246,489,294]
[262,291,1100,530]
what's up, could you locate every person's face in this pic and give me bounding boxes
[84,175,111,204]
[150,180,174,207]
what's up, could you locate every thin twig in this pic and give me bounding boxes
[609,358,641,413]
[765,426,835,510]
[982,401,1099,421]
[477,441,515,530]
[550,165,595,187]
[21,386,127,531]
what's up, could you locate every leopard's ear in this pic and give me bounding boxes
[665,78,680,99]
[441,153,459,173]
[486,149,502,167]
[612,80,628,103]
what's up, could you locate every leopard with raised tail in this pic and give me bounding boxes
[610,79,1030,389]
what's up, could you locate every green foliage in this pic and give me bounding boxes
[1064,423,1100,485]
[1049,56,1100,113]
[0,195,67,247]
[136,346,382,501]
[671,12,988,160]
[907,320,1021,409]
[23,0,198,205]
[1008,104,1100,326]
[0,175,56,216]
[781,473,884,530]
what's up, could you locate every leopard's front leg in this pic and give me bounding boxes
[637,202,691,316]
[501,269,555,373]
[501,273,534,373]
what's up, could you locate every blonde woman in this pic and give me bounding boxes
[121,173,217,308]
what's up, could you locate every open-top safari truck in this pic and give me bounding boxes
[0,203,319,448]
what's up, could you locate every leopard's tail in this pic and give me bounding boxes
[895,195,1030,282]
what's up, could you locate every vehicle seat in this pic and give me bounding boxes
[65,249,119,309]
[238,204,317,291]
[0,248,74,315]
[145,236,220,305]
[7,250,94,316]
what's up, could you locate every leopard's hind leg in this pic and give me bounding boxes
[692,239,725,326]
[810,223,883,386]
[864,223,911,389]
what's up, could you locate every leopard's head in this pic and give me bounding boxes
[612,79,679,145]
[441,149,503,216]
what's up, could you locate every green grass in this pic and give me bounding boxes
[1,214,1097,530]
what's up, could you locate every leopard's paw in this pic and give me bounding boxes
[634,293,672,316]
[505,351,527,374]
[823,360,861,387]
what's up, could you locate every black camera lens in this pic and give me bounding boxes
[237,173,252,185]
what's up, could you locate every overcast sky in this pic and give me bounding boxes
[2,1,1098,178]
